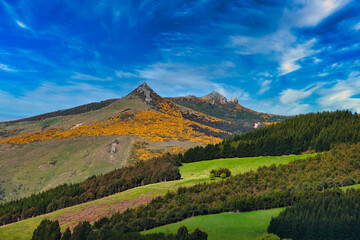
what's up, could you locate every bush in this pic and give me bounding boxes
[209,173,215,180]
[220,173,227,179]
[210,168,231,178]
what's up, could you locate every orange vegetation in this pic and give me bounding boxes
[0,110,228,146]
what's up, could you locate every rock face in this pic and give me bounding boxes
[201,91,227,105]
[229,96,238,104]
[125,82,158,104]
[135,83,153,103]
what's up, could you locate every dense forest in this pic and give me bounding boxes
[0,154,181,225]
[81,143,360,234]
[268,188,360,240]
[182,110,360,162]
[32,219,207,240]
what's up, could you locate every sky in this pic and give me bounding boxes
[0,0,360,121]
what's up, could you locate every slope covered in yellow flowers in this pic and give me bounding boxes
[0,108,229,146]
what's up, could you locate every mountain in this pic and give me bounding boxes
[0,83,283,203]
[168,91,287,134]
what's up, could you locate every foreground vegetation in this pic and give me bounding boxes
[81,143,360,235]
[0,154,308,240]
[268,188,360,240]
[143,208,283,240]
[0,154,181,226]
[182,110,360,162]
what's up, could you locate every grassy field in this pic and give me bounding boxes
[143,208,283,240]
[180,154,315,180]
[0,153,312,240]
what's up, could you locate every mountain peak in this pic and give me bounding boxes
[126,82,159,103]
[201,91,227,105]
[229,96,238,104]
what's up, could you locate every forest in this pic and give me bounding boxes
[182,110,360,162]
[81,142,360,234]
[32,219,208,240]
[268,188,360,240]
[0,154,181,225]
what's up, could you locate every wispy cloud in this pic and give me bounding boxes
[0,82,119,121]
[318,71,360,112]
[279,39,317,75]
[229,0,350,76]
[0,63,17,72]
[15,20,30,30]
[280,83,324,104]
[71,72,113,82]
[257,80,271,95]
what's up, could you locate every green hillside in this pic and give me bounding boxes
[143,208,283,240]
[0,154,309,240]
[182,110,360,163]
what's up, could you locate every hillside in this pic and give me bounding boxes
[0,154,310,239]
[0,83,240,203]
[168,93,287,133]
[182,110,360,163]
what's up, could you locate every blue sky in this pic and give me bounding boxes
[0,0,360,121]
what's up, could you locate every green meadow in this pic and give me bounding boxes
[143,208,284,240]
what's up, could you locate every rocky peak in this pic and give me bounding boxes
[229,96,238,104]
[201,91,227,105]
[126,82,158,103]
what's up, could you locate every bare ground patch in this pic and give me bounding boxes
[51,194,157,230]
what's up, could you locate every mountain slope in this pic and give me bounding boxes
[168,92,287,133]
[0,83,233,203]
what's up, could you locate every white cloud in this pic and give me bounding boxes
[229,0,350,76]
[257,80,271,95]
[0,63,17,72]
[318,72,329,77]
[116,70,138,78]
[291,0,351,27]
[280,83,324,104]
[15,20,30,29]
[354,22,360,30]
[71,72,113,81]
[279,39,317,75]
[318,72,360,112]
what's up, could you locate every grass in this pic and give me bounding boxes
[143,208,283,240]
[179,154,315,180]
[0,153,312,240]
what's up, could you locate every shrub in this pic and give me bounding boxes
[220,173,227,179]
[210,168,231,178]
[209,173,215,180]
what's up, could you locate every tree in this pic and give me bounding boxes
[60,228,71,240]
[32,219,61,240]
[189,228,208,240]
[71,221,91,240]
[176,226,189,240]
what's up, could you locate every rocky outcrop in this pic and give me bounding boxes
[229,96,238,104]
[201,91,227,105]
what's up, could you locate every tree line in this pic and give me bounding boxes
[32,219,208,240]
[0,154,181,225]
[182,110,360,163]
[268,188,360,240]
[77,143,360,234]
